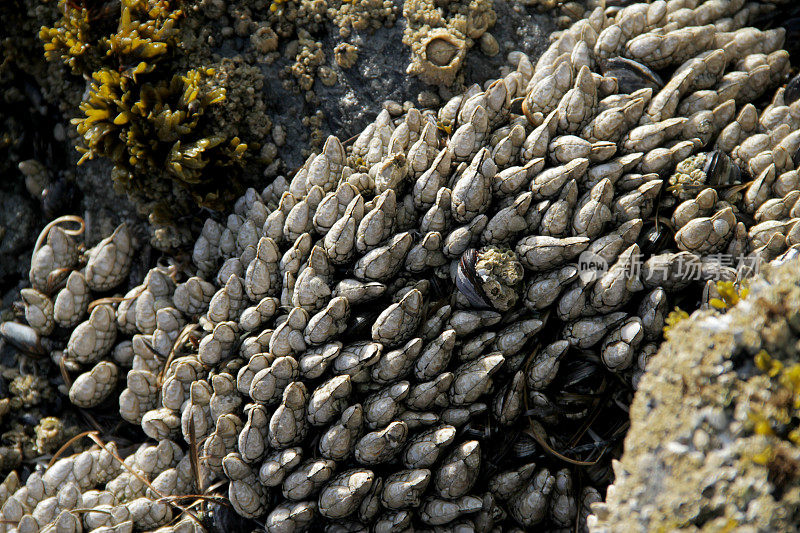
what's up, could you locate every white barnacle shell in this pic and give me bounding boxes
[84,224,133,292]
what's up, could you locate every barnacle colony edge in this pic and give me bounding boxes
[4,0,800,531]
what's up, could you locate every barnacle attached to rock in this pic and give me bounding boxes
[403,0,497,86]
[413,29,468,87]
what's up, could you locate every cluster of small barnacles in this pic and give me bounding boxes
[3,0,800,531]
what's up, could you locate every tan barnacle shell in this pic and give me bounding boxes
[318,469,374,520]
[381,469,431,510]
[141,407,181,441]
[259,447,303,487]
[282,458,336,501]
[173,276,216,317]
[119,368,158,425]
[249,355,299,405]
[412,29,467,87]
[372,288,424,347]
[508,468,554,527]
[20,288,54,336]
[353,232,413,283]
[180,380,214,444]
[419,495,483,526]
[65,304,117,364]
[29,226,78,293]
[268,381,308,449]
[127,497,172,529]
[449,352,505,405]
[53,271,90,328]
[265,500,317,533]
[238,403,270,464]
[68,360,118,408]
[84,224,133,292]
[319,404,363,462]
[600,316,644,371]
[354,420,409,465]
[224,453,268,518]
[434,440,481,499]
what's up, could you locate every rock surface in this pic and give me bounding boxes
[591,257,800,532]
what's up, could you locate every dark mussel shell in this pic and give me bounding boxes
[455,248,492,309]
[786,71,800,105]
[703,150,746,187]
[601,57,664,94]
[638,219,674,255]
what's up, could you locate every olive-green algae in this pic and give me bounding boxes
[590,259,800,532]
[39,0,259,238]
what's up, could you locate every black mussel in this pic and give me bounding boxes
[456,249,492,309]
[512,432,539,459]
[42,177,79,219]
[601,57,664,94]
[703,150,746,187]
[509,96,524,116]
[344,311,379,337]
[638,219,674,255]
[0,322,48,357]
[786,72,800,105]
[793,144,800,170]
[456,247,524,312]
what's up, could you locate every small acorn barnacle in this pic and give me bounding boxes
[456,247,524,311]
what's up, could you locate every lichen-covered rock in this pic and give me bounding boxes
[590,258,800,532]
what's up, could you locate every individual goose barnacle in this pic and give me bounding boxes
[29,225,79,294]
[223,453,268,519]
[281,458,336,502]
[68,361,119,409]
[508,467,555,527]
[600,316,644,371]
[406,373,453,412]
[19,289,55,337]
[381,469,431,510]
[53,271,90,329]
[539,180,578,238]
[65,304,117,365]
[267,382,308,450]
[317,469,375,520]
[362,381,410,429]
[493,370,525,425]
[419,495,483,526]
[307,374,352,426]
[319,404,363,462]
[265,500,317,533]
[354,420,409,465]
[84,224,133,292]
[449,352,505,406]
[237,403,270,464]
[249,356,299,405]
[259,447,303,488]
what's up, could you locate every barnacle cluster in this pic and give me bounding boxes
[192,0,397,95]
[39,0,252,227]
[403,0,498,86]
[4,0,800,531]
